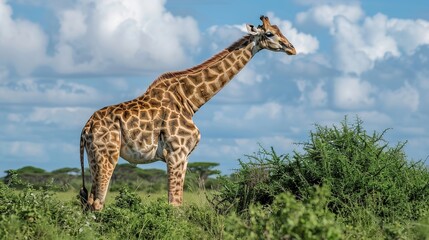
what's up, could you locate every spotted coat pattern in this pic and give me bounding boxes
[79,16,296,210]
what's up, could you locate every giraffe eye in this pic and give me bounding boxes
[265,32,274,37]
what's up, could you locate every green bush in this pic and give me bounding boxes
[96,193,216,239]
[0,182,223,239]
[212,117,429,238]
[225,187,343,240]
[0,182,96,239]
[298,118,429,222]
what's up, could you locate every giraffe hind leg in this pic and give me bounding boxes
[89,150,119,211]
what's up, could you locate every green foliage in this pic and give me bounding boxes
[184,204,225,238]
[97,199,208,239]
[4,167,79,191]
[0,183,223,239]
[113,187,142,210]
[298,118,429,221]
[225,187,343,240]
[210,147,289,213]
[213,117,429,238]
[15,166,46,174]
[0,182,96,239]
[51,167,79,174]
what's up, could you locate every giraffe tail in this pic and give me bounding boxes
[79,128,89,209]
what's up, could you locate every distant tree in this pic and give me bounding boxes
[187,162,220,189]
[137,168,166,181]
[111,164,140,183]
[51,167,80,175]
[4,166,49,189]
[15,166,46,174]
[110,164,167,192]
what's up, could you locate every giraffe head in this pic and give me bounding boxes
[246,15,296,55]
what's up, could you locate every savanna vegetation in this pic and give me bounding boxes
[1,117,429,239]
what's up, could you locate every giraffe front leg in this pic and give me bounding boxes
[166,152,188,206]
[164,123,200,206]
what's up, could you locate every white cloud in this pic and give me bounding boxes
[381,83,419,112]
[296,79,328,107]
[59,9,87,41]
[0,66,9,83]
[52,0,200,74]
[0,0,48,75]
[332,16,373,74]
[334,13,429,75]
[0,0,201,75]
[267,12,319,55]
[361,14,400,60]
[309,81,328,107]
[0,79,105,105]
[350,111,393,131]
[207,25,246,51]
[235,65,268,85]
[334,76,375,109]
[235,136,296,154]
[194,136,295,164]
[293,0,359,7]
[0,141,46,158]
[245,102,283,120]
[297,3,429,75]
[9,107,95,127]
[296,3,364,27]
[386,18,429,55]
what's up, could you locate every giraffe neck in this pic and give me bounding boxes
[148,35,258,113]
[186,36,256,112]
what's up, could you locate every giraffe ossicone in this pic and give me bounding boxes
[79,15,296,211]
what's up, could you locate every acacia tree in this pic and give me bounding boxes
[187,162,220,189]
[3,166,47,188]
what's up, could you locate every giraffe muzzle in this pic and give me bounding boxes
[282,42,296,55]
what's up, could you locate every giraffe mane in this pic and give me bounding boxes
[154,34,253,81]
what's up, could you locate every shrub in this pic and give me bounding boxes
[113,187,142,210]
[184,205,225,239]
[225,187,343,240]
[299,118,429,223]
[0,182,97,239]
[0,183,222,239]
[212,117,429,238]
[96,193,214,239]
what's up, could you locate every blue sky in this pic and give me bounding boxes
[1,0,429,176]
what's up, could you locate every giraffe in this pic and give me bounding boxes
[79,15,296,211]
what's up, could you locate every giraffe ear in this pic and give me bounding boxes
[246,24,260,35]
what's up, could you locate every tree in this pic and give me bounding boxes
[51,167,79,175]
[187,162,220,189]
[15,166,46,174]
[3,166,49,189]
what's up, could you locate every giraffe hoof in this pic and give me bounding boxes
[91,199,104,211]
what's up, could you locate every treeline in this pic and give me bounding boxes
[3,162,221,192]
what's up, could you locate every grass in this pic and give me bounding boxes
[1,185,222,240]
[54,190,210,207]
